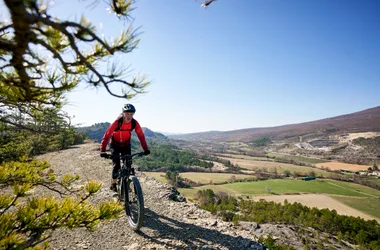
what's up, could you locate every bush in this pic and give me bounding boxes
[0,159,123,249]
[196,189,216,206]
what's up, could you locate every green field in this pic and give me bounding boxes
[178,179,380,199]
[144,172,255,184]
[266,153,328,165]
[332,196,380,219]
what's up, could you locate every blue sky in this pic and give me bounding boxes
[2,0,379,133]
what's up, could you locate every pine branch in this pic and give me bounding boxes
[1,0,150,106]
[0,195,19,216]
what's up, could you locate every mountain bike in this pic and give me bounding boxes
[101,152,145,231]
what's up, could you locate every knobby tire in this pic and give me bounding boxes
[123,176,144,231]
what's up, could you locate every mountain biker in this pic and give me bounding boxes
[100,103,150,192]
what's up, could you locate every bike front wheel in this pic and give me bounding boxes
[123,176,144,231]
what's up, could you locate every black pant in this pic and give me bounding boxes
[110,143,131,179]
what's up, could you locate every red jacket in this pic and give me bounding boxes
[100,117,148,152]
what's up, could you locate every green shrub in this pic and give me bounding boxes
[0,159,123,249]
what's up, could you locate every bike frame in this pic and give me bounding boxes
[118,152,143,180]
[102,151,145,231]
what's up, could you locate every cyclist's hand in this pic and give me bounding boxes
[100,152,107,158]
[143,149,150,156]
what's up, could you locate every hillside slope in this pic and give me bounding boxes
[171,106,380,143]
[36,142,348,249]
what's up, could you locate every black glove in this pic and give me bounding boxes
[100,152,107,158]
[143,149,150,155]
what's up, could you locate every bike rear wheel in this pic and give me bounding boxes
[123,176,144,231]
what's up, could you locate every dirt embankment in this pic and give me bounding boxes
[36,142,350,249]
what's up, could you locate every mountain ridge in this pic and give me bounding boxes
[170,106,380,142]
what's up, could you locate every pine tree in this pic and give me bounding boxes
[0,1,149,248]
[1,0,150,129]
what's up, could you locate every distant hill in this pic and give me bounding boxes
[76,122,110,142]
[76,122,168,143]
[170,106,380,143]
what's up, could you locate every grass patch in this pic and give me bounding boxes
[323,180,380,197]
[332,196,380,219]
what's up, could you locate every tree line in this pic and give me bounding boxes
[135,144,214,172]
[0,107,86,163]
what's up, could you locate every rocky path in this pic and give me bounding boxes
[37,142,343,250]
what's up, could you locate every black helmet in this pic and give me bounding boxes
[122,103,136,113]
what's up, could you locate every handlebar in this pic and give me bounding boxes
[100,152,144,160]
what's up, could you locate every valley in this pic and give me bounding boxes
[78,106,380,249]
[80,107,380,224]
[144,169,380,222]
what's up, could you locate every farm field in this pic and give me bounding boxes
[177,178,380,221]
[216,153,274,162]
[251,194,379,221]
[144,172,255,184]
[315,161,372,171]
[180,179,380,197]
[266,153,328,165]
[332,196,380,220]
[145,170,380,221]
[217,156,331,177]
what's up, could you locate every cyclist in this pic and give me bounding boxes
[100,104,150,192]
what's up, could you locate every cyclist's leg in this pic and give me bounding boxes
[110,143,121,191]
[120,144,131,174]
